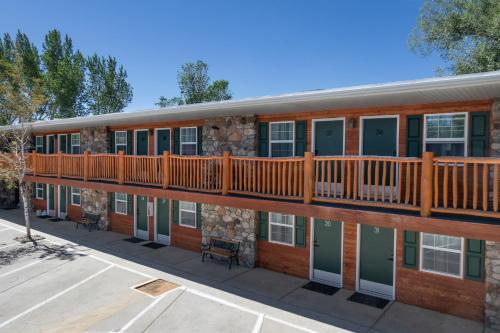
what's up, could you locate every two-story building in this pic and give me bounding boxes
[23,71,500,328]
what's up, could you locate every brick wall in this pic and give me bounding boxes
[342,223,357,290]
[109,212,134,236]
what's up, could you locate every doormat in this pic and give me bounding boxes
[37,215,50,219]
[49,217,64,222]
[302,281,339,296]
[142,242,166,249]
[135,279,179,297]
[123,237,146,243]
[347,292,390,309]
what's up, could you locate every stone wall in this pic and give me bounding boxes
[81,189,109,229]
[202,116,257,156]
[80,127,108,153]
[201,204,257,267]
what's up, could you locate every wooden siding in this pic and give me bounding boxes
[171,224,202,252]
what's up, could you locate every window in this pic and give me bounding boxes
[424,113,467,156]
[179,201,196,228]
[115,193,128,215]
[71,133,81,154]
[270,122,294,157]
[421,233,463,277]
[71,187,81,206]
[180,127,197,156]
[35,183,44,199]
[115,131,127,152]
[269,212,294,245]
[35,136,44,153]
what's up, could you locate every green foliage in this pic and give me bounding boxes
[156,60,232,107]
[410,0,500,74]
[86,54,133,114]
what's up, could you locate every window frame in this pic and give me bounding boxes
[71,133,81,154]
[180,127,198,156]
[423,112,468,157]
[35,136,44,153]
[179,200,197,228]
[268,212,295,246]
[71,187,81,206]
[115,192,128,215]
[115,131,128,153]
[35,183,44,199]
[419,232,464,278]
[269,121,295,158]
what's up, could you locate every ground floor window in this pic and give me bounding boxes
[35,183,44,199]
[71,187,81,206]
[115,193,128,215]
[179,201,196,228]
[269,212,294,245]
[420,232,463,277]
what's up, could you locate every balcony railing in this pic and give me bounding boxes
[26,151,500,219]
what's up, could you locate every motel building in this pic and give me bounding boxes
[24,71,500,326]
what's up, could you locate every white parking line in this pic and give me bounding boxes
[0,264,114,329]
[0,228,10,232]
[266,315,319,333]
[252,313,265,333]
[0,257,50,279]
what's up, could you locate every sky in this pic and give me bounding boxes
[1,0,445,112]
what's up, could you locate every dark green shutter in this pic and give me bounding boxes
[108,192,115,212]
[196,203,202,229]
[406,115,422,157]
[31,183,36,197]
[127,194,133,215]
[126,130,133,155]
[197,127,203,156]
[172,200,179,224]
[109,131,115,153]
[294,216,306,247]
[258,123,269,157]
[295,121,307,157]
[66,134,71,154]
[465,239,484,280]
[403,231,419,269]
[173,128,180,155]
[258,211,268,240]
[469,112,489,157]
[42,136,46,154]
[42,184,47,199]
[67,186,72,205]
[31,136,36,152]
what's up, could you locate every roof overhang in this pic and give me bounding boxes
[26,70,500,132]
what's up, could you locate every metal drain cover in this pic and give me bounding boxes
[135,279,179,297]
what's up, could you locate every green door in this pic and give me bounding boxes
[47,136,55,154]
[59,135,67,153]
[313,219,342,286]
[359,224,394,298]
[48,184,55,215]
[59,185,67,216]
[156,129,170,155]
[136,195,149,239]
[136,130,149,156]
[314,120,344,156]
[156,198,170,244]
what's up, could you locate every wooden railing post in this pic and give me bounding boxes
[304,152,313,204]
[32,151,37,176]
[118,150,125,184]
[420,151,434,217]
[162,151,170,189]
[222,151,231,195]
[57,151,62,178]
[83,150,90,181]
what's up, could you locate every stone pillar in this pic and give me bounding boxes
[81,189,109,230]
[485,99,500,328]
[80,126,108,153]
[201,204,257,267]
[202,116,257,156]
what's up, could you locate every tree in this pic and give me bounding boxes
[86,54,133,114]
[0,45,47,240]
[42,30,86,119]
[410,0,500,74]
[156,60,232,107]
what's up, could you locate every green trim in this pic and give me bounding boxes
[294,121,307,157]
[196,203,202,229]
[108,192,115,212]
[173,128,180,155]
[294,216,306,247]
[258,211,268,240]
[197,127,203,156]
[465,239,484,281]
[469,112,489,157]
[109,131,115,153]
[126,130,133,155]
[172,200,179,224]
[403,231,419,269]
[406,115,422,157]
[258,122,269,157]
[127,194,133,216]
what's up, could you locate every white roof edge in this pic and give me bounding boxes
[25,70,500,130]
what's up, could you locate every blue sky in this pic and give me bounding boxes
[1,0,444,111]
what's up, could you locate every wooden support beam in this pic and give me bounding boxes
[162,151,170,189]
[83,150,89,182]
[57,151,62,178]
[303,152,313,204]
[420,151,434,217]
[222,151,230,195]
[118,151,125,184]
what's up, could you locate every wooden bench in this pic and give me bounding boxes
[75,212,101,232]
[201,237,240,269]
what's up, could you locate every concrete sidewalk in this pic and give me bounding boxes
[0,209,493,333]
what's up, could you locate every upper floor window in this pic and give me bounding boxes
[180,127,197,156]
[269,212,294,245]
[115,192,128,215]
[115,131,127,152]
[35,136,44,153]
[179,201,197,228]
[35,183,44,199]
[270,122,294,157]
[71,133,81,154]
[71,187,81,206]
[421,232,463,277]
[424,113,466,157]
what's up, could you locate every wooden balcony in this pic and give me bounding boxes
[26,151,500,219]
